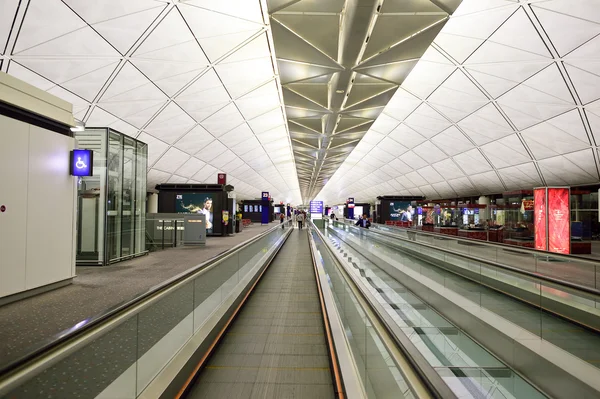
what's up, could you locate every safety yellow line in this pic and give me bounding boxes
[227,332,323,336]
[206,366,330,371]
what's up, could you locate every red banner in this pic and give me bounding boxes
[534,189,547,251]
[548,188,570,254]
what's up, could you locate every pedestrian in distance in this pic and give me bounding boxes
[280,213,285,229]
[297,212,305,230]
[355,214,371,228]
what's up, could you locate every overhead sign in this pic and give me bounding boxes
[310,201,323,220]
[261,191,270,225]
[218,173,227,185]
[310,201,323,214]
[70,149,93,177]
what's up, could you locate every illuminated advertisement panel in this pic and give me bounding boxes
[547,188,570,254]
[534,188,547,251]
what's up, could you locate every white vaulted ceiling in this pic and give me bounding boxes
[3,0,600,206]
[0,0,302,203]
[317,0,600,204]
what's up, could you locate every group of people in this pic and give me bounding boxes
[279,210,306,229]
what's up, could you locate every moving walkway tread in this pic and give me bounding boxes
[185,229,335,399]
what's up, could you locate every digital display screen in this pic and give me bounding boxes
[176,193,215,233]
[244,205,248,212]
[534,188,547,251]
[274,206,281,213]
[389,201,412,221]
[548,188,570,254]
[70,149,93,176]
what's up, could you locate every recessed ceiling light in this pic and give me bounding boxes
[336,89,344,93]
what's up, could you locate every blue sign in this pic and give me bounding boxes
[347,197,355,219]
[261,191,270,225]
[70,149,93,176]
[310,201,323,214]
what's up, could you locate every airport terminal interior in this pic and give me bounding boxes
[3,0,600,398]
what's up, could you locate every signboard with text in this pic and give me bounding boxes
[310,201,323,219]
[347,197,355,219]
[218,173,227,185]
[261,191,270,225]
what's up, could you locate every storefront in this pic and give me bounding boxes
[156,183,236,236]
[241,199,275,223]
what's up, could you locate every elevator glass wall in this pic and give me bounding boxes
[75,128,147,265]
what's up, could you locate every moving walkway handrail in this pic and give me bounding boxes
[310,220,457,399]
[307,225,363,399]
[345,218,600,266]
[339,220,600,297]
[0,223,284,378]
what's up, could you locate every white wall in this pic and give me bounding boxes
[0,114,76,299]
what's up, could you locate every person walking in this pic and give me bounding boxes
[355,214,371,228]
[297,211,305,230]
[280,212,285,229]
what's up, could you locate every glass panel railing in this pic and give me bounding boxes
[361,221,600,292]
[0,226,288,399]
[349,222,600,333]
[310,229,416,399]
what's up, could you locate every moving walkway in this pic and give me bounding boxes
[322,219,600,398]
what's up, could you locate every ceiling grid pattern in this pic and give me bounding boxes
[0,0,302,203]
[317,0,600,204]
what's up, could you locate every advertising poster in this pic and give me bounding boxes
[548,188,570,254]
[534,189,547,251]
[176,193,214,234]
[389,201,413,222]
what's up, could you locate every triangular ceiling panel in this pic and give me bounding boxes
[286,83,329,108]
[89,6,166,54]
[270,19,342,70]
[363,14,447,62]
[273,14,339,60]
[359,21,447,69]
[13,0,86,54]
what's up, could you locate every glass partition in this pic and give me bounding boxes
[135,141,147,254]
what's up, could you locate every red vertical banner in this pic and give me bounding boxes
[534,188,547,251]
[547,188,570,254]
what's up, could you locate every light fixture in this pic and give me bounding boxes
[336,89,344,94]
[70,119,85,132]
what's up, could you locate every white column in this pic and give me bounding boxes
[478,196,490,220]
[148,193,158,214]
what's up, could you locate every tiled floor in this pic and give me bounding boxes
[0,223,276,370]
[188,229,335,399]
